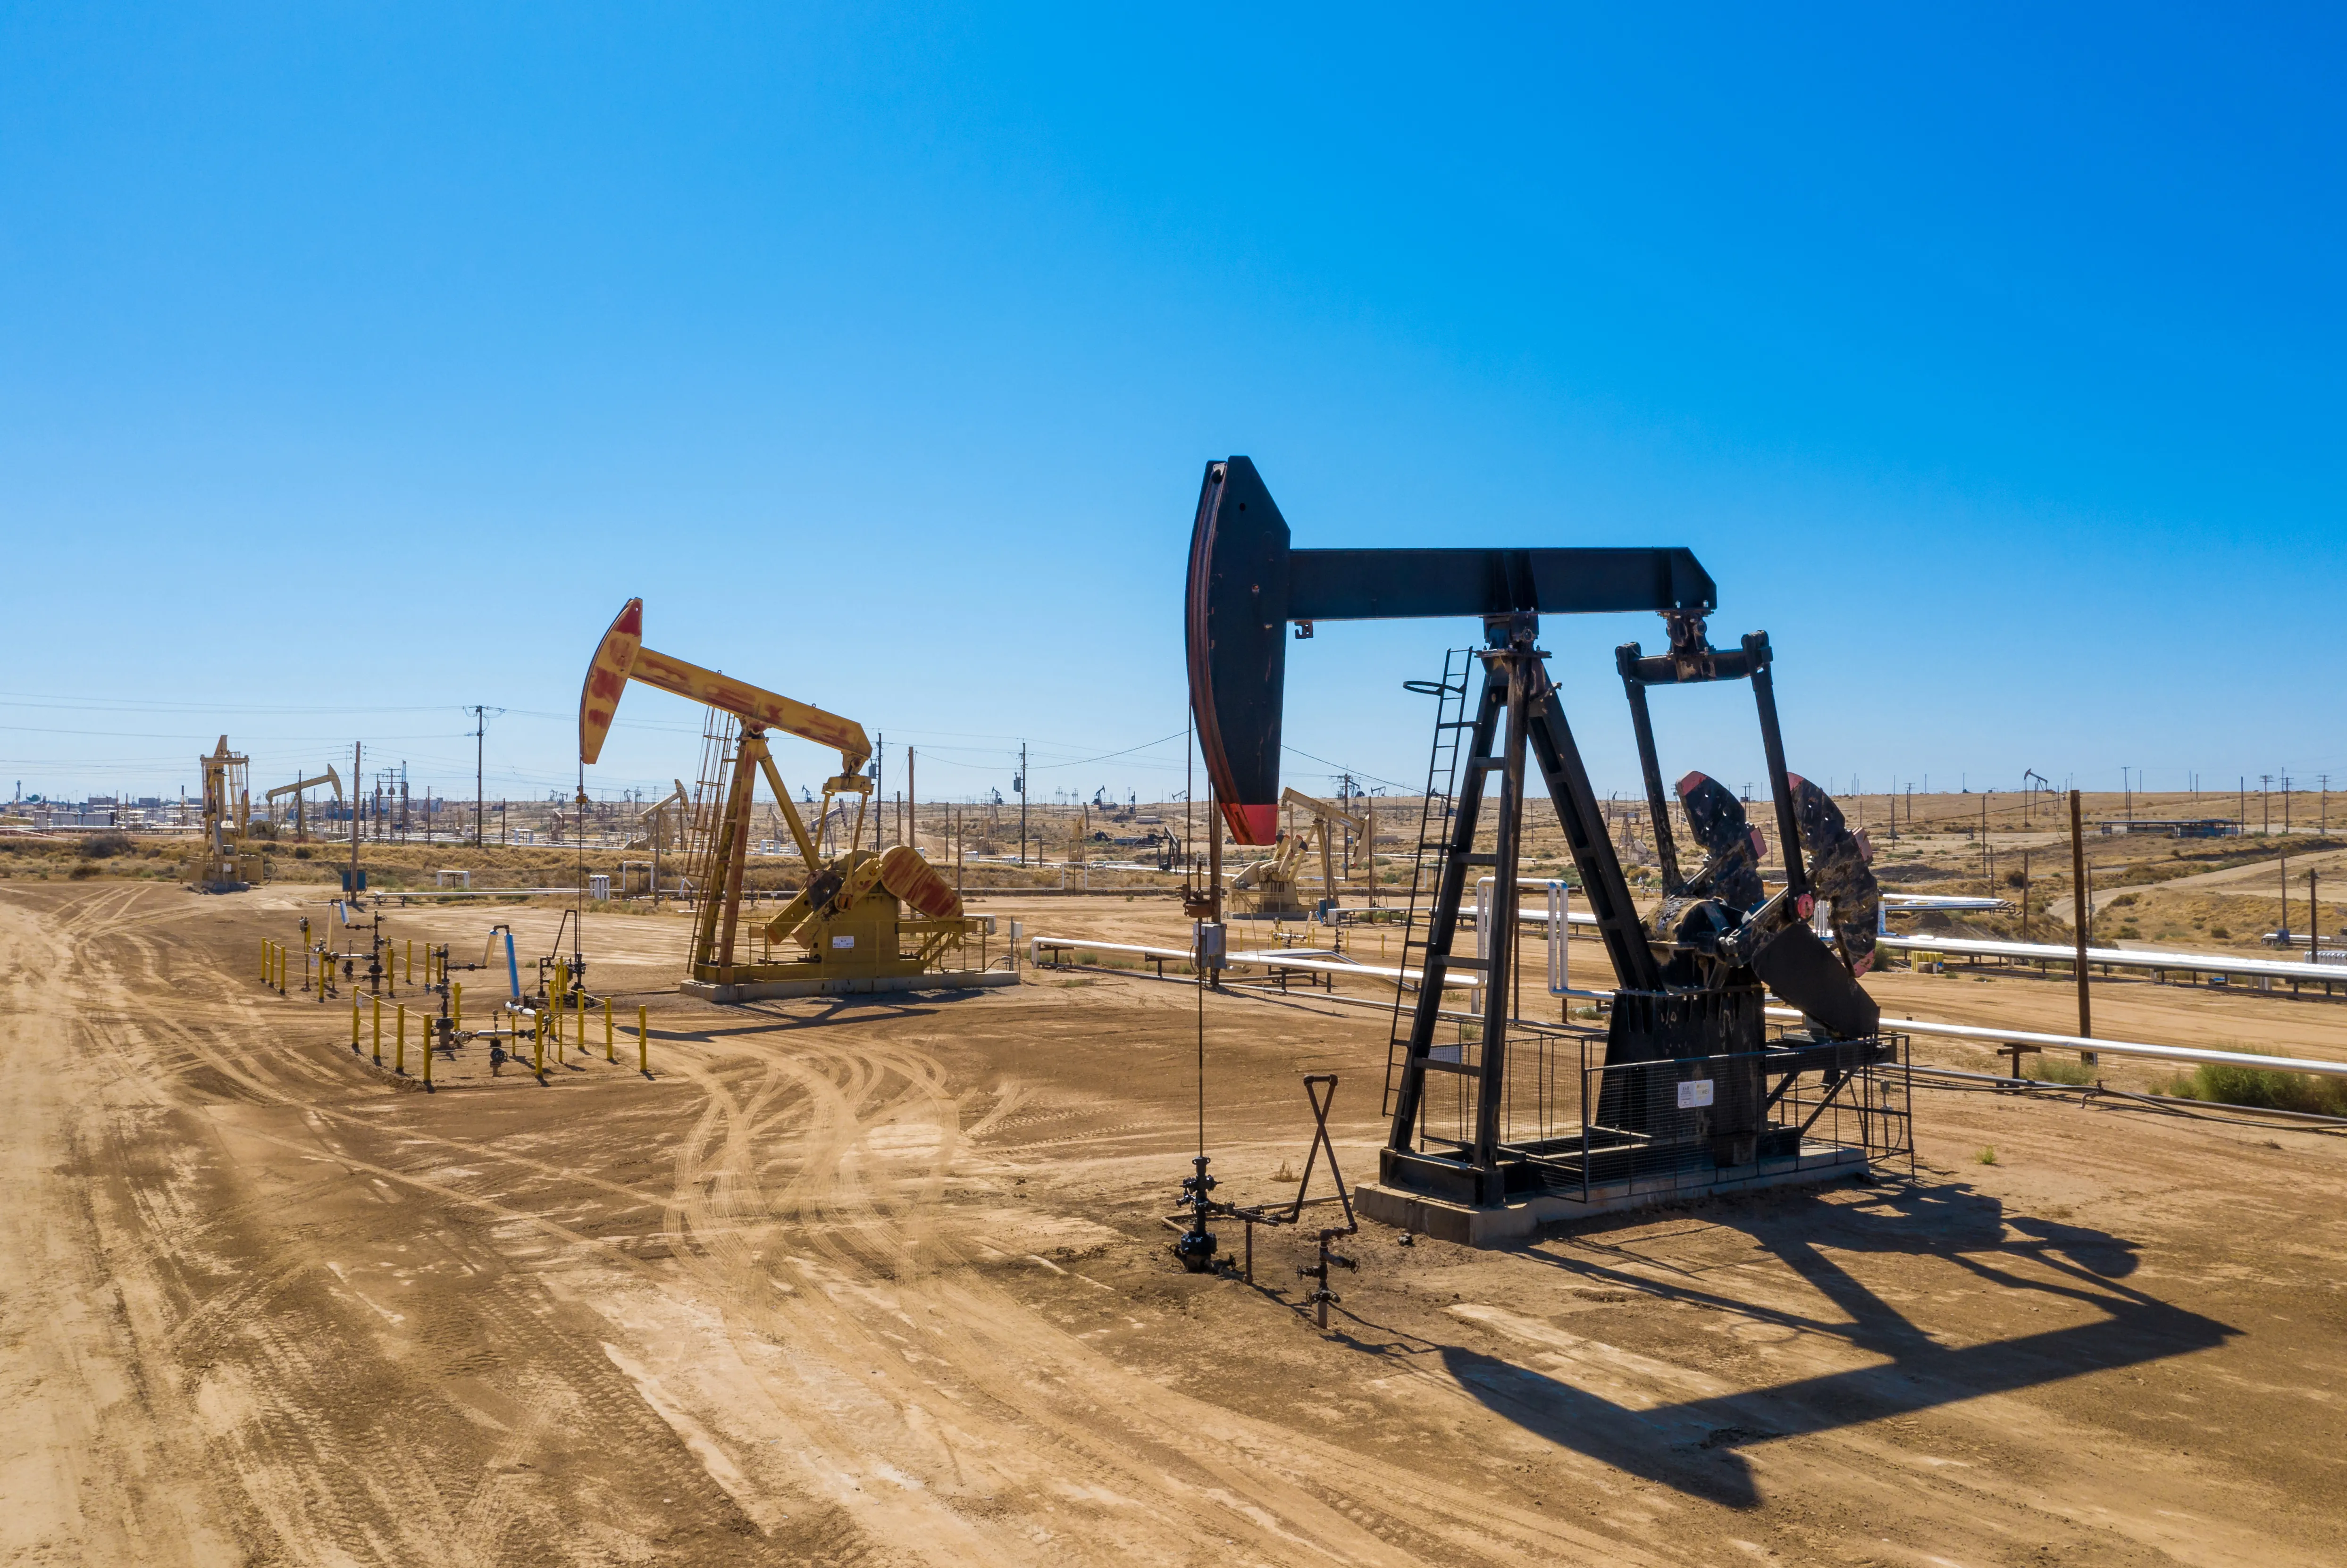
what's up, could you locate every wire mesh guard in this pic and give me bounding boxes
[1404,1026,1913,1203]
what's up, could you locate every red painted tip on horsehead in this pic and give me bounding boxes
[579,597,645,767]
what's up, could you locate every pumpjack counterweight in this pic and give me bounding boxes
[1183,458,1910,1243]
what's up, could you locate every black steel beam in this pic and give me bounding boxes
[1289,548,1715,622]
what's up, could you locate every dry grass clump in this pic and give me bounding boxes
[2162,1055,2347,1118]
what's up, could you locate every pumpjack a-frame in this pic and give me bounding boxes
[1186,457,1901,1239]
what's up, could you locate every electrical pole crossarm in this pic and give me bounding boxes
[580,599,871,776]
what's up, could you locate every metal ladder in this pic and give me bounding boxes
[1382,650,1476,1116]
[681,708,738,896]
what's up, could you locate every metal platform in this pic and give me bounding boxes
[1358,1143,1869,1246]
[680,968,1019,1003]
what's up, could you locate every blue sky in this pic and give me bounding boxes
[4,6,2341,810]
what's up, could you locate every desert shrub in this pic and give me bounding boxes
[2209,925,2231,939]
[2162,1060,2347,1117]
[2028,1057,2097,1086]
[78,831,133,859]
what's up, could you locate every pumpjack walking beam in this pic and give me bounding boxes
[1186,456,1714,846]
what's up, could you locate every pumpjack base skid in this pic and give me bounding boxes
[1357,1145,1871,1247]
[681,968,1018,1003]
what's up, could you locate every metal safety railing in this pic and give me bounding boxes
[1549,1033,1913,1202]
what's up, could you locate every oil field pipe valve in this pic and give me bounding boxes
[1174,1155,1218,1273]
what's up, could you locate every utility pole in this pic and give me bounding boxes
[2311,870,2322,964]
[1208,784,1223,924]
[349,741,362,895]
[907,747,916,853]
[2020,850,2031,943]
[2282,773,2293,835]
[2260,775,2272,834]
[2070,790,2093,1065]
[470,705,487,847]
[2123,766,2132,822]
[1017,742,1028,866]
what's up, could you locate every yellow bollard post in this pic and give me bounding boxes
[277,942,287,994]
[453,981,463,1029]
[604,997,614,1062]
[395,1005,406,1075]
[576,989,587,1062]
[260,937,268,983]
[371,997,382,1065]
[533,1011,545,1076]
[423,1015,434,1087]
[404,939,412,984]
[352,997,360,1051]
[637,1005,649,1076]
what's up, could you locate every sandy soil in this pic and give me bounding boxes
[5,881,2345,1566]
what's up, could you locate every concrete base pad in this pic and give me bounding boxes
[1357,1145,1870,1246]
[680,969,1020,1003]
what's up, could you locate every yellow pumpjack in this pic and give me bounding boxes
[264,765,343,842]
[187,736,266,892]
[580,599,1010,1001]
[1226,787,1368,919]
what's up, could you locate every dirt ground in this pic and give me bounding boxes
[5,881,2345,1566]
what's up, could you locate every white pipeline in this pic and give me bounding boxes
[1029,933,2347,1083]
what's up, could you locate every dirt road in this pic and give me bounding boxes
[4,882,2344,1565]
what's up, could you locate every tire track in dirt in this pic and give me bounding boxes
[624,1020,1670,1567]
[35,886,828,1564]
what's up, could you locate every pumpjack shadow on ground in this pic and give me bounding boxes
[1322,1177,2230,1510]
